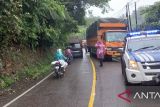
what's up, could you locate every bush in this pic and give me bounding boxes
[0,52,52,89]
[0,76,15,88]
[0,0,78,51]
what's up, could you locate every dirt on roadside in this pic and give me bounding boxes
[0,71,52,106]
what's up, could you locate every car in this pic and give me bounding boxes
[121,30,160,85]
[69,43,83,58]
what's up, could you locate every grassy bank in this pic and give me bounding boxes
[0,48,53,89]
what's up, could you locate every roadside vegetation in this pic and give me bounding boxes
[0,0,160,89]
[0,49,53,89]
[1,0,159,89]
[130,1,160,30]
[141,1,160,29]
[0,0,110,89]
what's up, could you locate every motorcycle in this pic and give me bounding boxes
[64,48,73,65]
[65,56,73,65]
[51,61,64,78]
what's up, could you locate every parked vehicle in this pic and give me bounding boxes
[69,42,83,58]
[67,36,83,58]
[86,18,127,60]
[121,30,160,85]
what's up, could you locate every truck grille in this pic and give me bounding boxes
[141,62,160,70]
[145,72,160,76]
[110,47,123,52]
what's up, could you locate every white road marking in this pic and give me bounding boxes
[3,72,54,107]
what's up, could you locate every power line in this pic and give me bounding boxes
[111,5,126,17]
[111,0,141,17]
[109,0,142,31]
[111,0,133,17]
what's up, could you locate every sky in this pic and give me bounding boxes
[86,0,160,18]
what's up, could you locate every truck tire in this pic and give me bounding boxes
[105,56,112,61]
[80,54,83,58]
[90,48,94,57]
[88,47,91,53]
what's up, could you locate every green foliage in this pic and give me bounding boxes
[0,52,52,89]
[85,17,100,26]
[141,1,160,27]
[0,63,51,89]
[24,63,51,79]
[22,51,52,79]
[0,0,78,51]
[0,0,22,50]
[0,0,110,51]
[60,0,110,25]
[25,53,52,79]
[0,76,15,88]
[0,0,111,89]
[21,0,78,49]
[72,17,100,38]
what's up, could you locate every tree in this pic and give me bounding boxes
[0,0,22,49]
[0,0,78,50]
[60,0,110,25]
[141,1,160,29]
[0,0,110,51]
[21,0,78,48]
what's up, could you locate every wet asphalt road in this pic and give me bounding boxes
[3,53,160,107]
[5,54,92,107]
[93,58,160,107]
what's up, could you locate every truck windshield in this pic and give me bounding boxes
[127,37,160,52]
[105,32,126,42]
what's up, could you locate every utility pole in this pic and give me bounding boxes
[135,2,138,31]
[128,3,132,32]
[126,4,129,32]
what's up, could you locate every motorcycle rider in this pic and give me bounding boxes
[53,49,68,71]
[64,46,73,64]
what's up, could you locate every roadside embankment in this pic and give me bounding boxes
[0,47,54,96]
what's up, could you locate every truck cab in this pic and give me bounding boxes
[104,30,126,57]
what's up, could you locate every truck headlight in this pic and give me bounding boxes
[128,60,139,70]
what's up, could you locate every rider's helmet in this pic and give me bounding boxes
[57,48,63,55]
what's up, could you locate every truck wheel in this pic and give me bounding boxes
[90,49,94,57]
[80,54,83,58]
[92,52,97,58]
[105,56,112,61]
[88,48,91,53]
